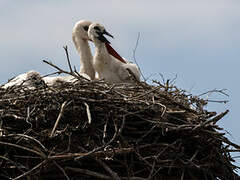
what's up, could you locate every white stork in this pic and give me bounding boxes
[72,20,95,80]
[2,70,44,89]
[88,22,140,83]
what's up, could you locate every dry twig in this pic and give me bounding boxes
[0,54,238,180]
[50,101,71,137]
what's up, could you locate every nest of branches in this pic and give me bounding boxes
[0,55,239,180]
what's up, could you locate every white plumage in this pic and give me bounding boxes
[2,70,44,89]
[42,76,75,86]
[88,23,140,83]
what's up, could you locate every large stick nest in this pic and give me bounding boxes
[0,71,239,180]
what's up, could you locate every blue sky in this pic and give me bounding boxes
[1,0,240,171]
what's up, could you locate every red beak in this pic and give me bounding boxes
[105,43,127,64]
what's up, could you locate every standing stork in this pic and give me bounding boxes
[88,23,140,83]
[72,20,95,80]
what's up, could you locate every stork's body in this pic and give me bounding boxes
[88,23,140,83]
[93,42,129,83]
[2,70,44,89]
[43,76,75,86]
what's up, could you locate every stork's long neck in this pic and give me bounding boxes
[94,41,111,61]
[73,35,95,79]
[73,37,93,65]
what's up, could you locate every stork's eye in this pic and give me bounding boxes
[83,26,89,31]
[94,26,101,31]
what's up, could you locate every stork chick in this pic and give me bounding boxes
[72,20,95,80]
[43,76,75,86]
[88,23,140,83]
[2,70,45,89]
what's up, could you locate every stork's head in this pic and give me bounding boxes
[72,20,92,41]
[88,23,113,44]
